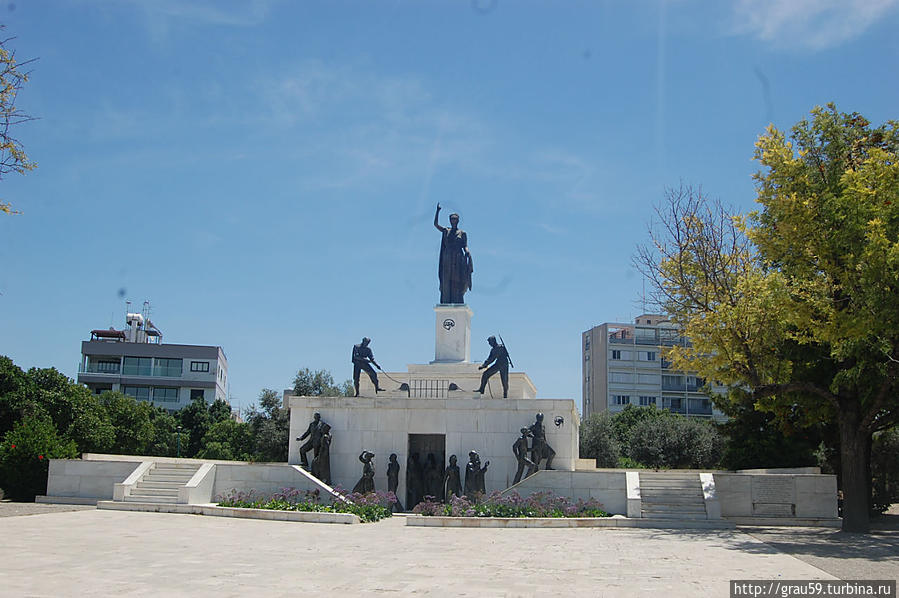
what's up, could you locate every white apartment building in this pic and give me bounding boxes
[582,314,726,421]
[77,303,228,411]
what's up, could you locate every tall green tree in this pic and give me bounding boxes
[579,412,619,468]
[292,368,346,396]
[246,388,290,462]
[0,30,36,215]
[98,391,157,456]
[638,105,899,531]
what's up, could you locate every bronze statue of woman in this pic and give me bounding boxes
[434,203,473,304]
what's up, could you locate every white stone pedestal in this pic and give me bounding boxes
[432,304,472,363]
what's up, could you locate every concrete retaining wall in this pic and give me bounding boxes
[713,473,838,519]
[502,470,628,515]
[212,463,338,501]
[46,459,142,500]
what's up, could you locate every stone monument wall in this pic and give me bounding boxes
[288,396,580,502]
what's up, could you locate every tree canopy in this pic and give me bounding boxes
[638,105,899,531]
[0,30,36,215]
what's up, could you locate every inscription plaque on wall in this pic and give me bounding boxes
[752,476,794,503]
[752,477,795,517]
[752,503,795,517]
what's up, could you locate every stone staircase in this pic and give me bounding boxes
[639,472,708,520]
[123,462,200,504]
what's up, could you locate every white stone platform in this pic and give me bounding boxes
[96,501,360,524]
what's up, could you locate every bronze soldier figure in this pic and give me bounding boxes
[296,412,326,468]
[529,413,556,470]
[352,337,385,396]
[476,336,510,398]
[310,423,332,485]
[512,427,538,484]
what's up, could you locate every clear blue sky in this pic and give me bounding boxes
[1,0,898,414]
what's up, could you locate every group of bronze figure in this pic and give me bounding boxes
[297,412,555,510]
[350,334,512,398]
[348,204,512,398]
[296,205,545,507]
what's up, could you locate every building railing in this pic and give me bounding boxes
[78,364,120,375]
[608,335,692,347]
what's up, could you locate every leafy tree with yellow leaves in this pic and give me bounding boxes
[0,28,36,215]
[638,105,899,532]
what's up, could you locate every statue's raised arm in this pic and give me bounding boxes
[434,203,446,233]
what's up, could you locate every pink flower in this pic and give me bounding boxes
[10,444,15,449]
[38,455,44,460]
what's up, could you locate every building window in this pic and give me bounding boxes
[612,395,630,406]
[190,361,210,373]
[662,396,684,413]
[611,350,621,360]
[190,389,205,401]
[645,351,656,361]
[123,357,152,376]
[122,386,150,401]
[585,337,590,350]
[639,396,657,406]
[637,373,659,384]
[662,375,684,390]
[152,387,179,402]
[610,372,634,383]
[154,358,182,377]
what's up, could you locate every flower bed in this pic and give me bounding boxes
[216,488,396,523]
[412,491,610,518]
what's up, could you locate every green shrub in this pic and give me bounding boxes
[412,490,610,518]
[579,412,619,467]
[628,414,723,469]
[0,415,78,501]
[216,488,394,523]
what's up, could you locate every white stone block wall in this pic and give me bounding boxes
[212,464,334,501]
[288,396,579,503]
[504,470,628,515]
[713,473,838,519]
[46,459,142,499]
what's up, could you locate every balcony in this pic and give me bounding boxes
[78,363,120,375]
[687,399,713,416]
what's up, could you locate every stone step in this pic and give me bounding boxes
[640,503,705,513]
[642,511,709,520]
[150,467,198,476]
[143,473,195,483]
[123,495,177,504]
[130,487,180,497]
[135,480,186,490]
[641,495,705,505]
[640,482,700,488]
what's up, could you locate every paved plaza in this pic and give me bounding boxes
[1,504,895,597]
